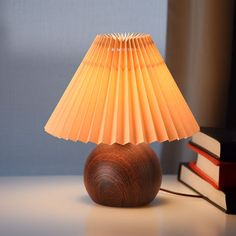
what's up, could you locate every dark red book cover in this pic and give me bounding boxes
[188,143,236,190]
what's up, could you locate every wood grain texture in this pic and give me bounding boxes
[84,143,162,207]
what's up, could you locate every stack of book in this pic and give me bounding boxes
[178,127,236,214]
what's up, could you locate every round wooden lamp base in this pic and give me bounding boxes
[84,143,162,207]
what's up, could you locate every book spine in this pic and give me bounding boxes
[219,164,236,190]
[226,192,236,214]
[221,143,236,161]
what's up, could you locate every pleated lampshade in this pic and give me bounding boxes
[45,33,199,144]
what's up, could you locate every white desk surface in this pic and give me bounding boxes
[0,175,235,236]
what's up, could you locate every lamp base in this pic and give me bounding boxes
[84,143,162,207]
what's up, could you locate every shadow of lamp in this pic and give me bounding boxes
[44,33,199,207]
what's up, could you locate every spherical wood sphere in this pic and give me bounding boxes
[84,143,162,207]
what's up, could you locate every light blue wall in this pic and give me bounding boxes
[0,0,167,175]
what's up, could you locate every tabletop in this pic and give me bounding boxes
[0,175,235,236]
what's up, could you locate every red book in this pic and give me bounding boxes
[188,143,236,190]
[178,163,236,214]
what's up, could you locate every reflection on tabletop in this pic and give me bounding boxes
[0,175,234,236]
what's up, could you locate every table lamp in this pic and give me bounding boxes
[45,33,199,207]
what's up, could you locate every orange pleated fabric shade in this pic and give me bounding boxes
[45,33,199,144]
